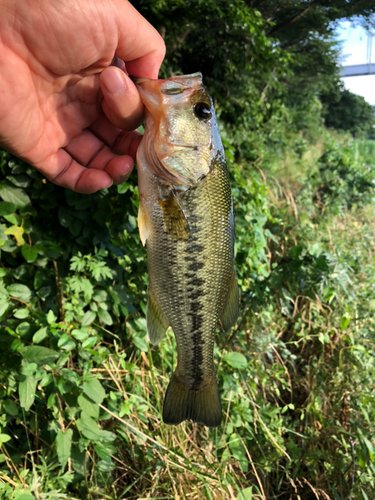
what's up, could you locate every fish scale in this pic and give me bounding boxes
[135,73,239,427]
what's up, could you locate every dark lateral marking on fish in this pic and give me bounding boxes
[176,192,210,388]
[187,311,204,329]
[188,243,204,253]
[188,261,204,272]
[185,247,206,386]
[184,275,205,287]
[189,301,204,312]
[188,290,205,301]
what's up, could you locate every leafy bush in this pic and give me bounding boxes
[1,123,375,498]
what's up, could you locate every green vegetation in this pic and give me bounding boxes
[1,1,375,499]
[321,89,375,137]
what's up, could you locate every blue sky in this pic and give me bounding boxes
[337,21,375,105]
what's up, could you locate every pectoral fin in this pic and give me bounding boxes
[138,199,150,246]
[159,191,189,240]
[147,290,169,345]
[220,270,239,332]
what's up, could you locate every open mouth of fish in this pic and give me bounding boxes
[171,144,198,152]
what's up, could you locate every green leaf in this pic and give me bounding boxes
[36,286,52,301]
[32,327,48,344]
[78,394,100,419]
[7,174,31,188]
[94,442,116,461]
[58,207,73,228]
[57,334,76,351]
[228,433,248,473]
[13,491,34,500]
[71,328,89,341]
[7,284,31,302]
[0,181,30,208]
[82,310,96,326]
[97,309,113,326]
[132,331,148,352]
[82,336,97,349]
[21,346,59,365]
[71,447,86,475]
[34,270,44,290]
[223,352,247,369]
[238,487,253,500]
[3,399,19,416]
[0,434,11,445]
[363,437,375,461]
[76,412,101,440]
[0,201,16,216]
[97,459,115,472]
[16,321,30,337]
[11,338,24,352]
[13,308,29,319]
[47,310,56,324]
[56,428,73,469]
[341,312,350,331]
[21,245,38,263]
[117,182,129,194]
[19,375,37,411]
[0,284,9,300]
[3,213,18,225]
[82,378,105,404]
[22,362,37,377]
[99,430,116,442]
[0,302,8,317]
[135,317,147,331]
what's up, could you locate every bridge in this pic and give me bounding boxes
[341,63,375,77]
[340,29,374,77]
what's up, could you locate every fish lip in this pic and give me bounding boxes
[130,73,203,87]
[130,76,151,86]
[173,144,198,151]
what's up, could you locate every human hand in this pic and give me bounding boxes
[0,0,165,193]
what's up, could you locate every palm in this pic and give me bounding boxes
[0,0,165,192]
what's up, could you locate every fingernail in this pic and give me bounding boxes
[104,179,114,189]
[111,55,125,70]
[118,174,130,183]
[102,69,127,96]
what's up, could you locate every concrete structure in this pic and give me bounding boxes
[341,63,375,77]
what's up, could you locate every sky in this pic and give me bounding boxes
[337,21,375,105]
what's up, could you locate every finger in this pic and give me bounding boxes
[116,0,166,78]
[35,149,114,194]
[34,128,137,193]
[64,130,135,183]
[100,67,144,131]
[89,114,142,159]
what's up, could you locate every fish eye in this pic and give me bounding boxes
[194,102,212,121]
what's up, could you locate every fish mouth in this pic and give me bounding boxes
[172,145,198,152]
[130,76,151,85]
[130,73,202,85]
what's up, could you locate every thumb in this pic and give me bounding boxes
[100,66,144,131]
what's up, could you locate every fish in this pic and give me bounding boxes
[134,73,239,428]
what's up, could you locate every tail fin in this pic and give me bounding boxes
[162,373,222,428]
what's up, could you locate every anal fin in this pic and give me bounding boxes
[147,291,169,345]
[220,270,240,332]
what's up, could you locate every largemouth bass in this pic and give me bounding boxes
[134,73,239,428]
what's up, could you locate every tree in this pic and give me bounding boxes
[321,87,375,136]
